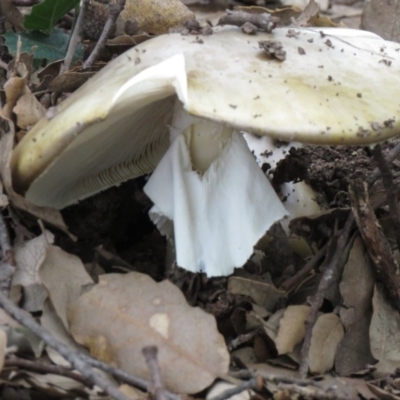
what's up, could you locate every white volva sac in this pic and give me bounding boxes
[144,103,287,276]
[11,26,400,276]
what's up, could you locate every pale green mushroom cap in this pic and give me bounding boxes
[11,26,400,209]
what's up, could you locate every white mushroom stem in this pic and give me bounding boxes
[144,102,287,277]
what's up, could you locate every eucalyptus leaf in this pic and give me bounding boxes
[4,28,83,65]
[23,0,79,33]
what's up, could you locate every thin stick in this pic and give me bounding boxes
[371,144,400,252]
[349,179,400,311]
[0,290,130,400]
[298,213,354,378]
[83,0,126,68]
[5,355,93,388]
[280,241,329,292]
[142,346,167,400]
[368,141,400,186]
[62,0,89,73]
[76,353,181,400]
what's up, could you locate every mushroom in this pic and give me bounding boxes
[11,26,400,276]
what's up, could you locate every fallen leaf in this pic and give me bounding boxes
[207,382,254,400]
[12,230,54,312]
[119,384,146,400]
[275,305,310,355]
[335,315,374,376]
[228,276,287,311]
[39,246,93,330]
[13,93,46,130]
[308,313,344,374]
[231,347,258,365]
[1,68,28,121]
[362,0,400,42]
[40,299,91,367]
[291,0,320,26]
[339,237,375,328]
[256,308,285,340]
[370,284,400,377]
[68,272,229,394]
[13,371,85,396]
[0,0,23,31]
[335,237,375,375]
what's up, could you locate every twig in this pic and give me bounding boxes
[298,213,354,378]
[0,212,15,297]
[208,377,263,400]
[368,141,400,186]
[77,354,181,400]
[5,355,93,388]
[142,346,167,400]
[371,144,400,252]
[83,0,126,68]
[280,241,329,292]
[62,0,89,73]
[229,370,253,380]
[0,290,130,400]
[228,328,261,351]
[349,179,400,311]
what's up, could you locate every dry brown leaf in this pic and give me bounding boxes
[118,0,195,35]
[339,237,375,329]
[48,71,96,93]
[291,0,320,26]
[68,272,229,394]
[335,237,375,375]
[335,315,374,376]
[231,347,258,365]
[361,0,400,42]
[370,284,400,377]
[41,299,90,367]
[13,93,46,130]
[39,246,93,330]
[0,0,23,31]
[2,73,27,121]
[119,384,146,400]
[275,305,310,355]
[228,276,286,311]
[13,371,86,396]
[262,309,285,341]
[12,230,54,312]
[309,313,344,374]
[367,382,400,399]
[207,382,254,400]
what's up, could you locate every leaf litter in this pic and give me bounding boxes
[1,0,400,399]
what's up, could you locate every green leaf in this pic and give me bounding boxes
[24,0,80,33]
[4,28,83,65]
